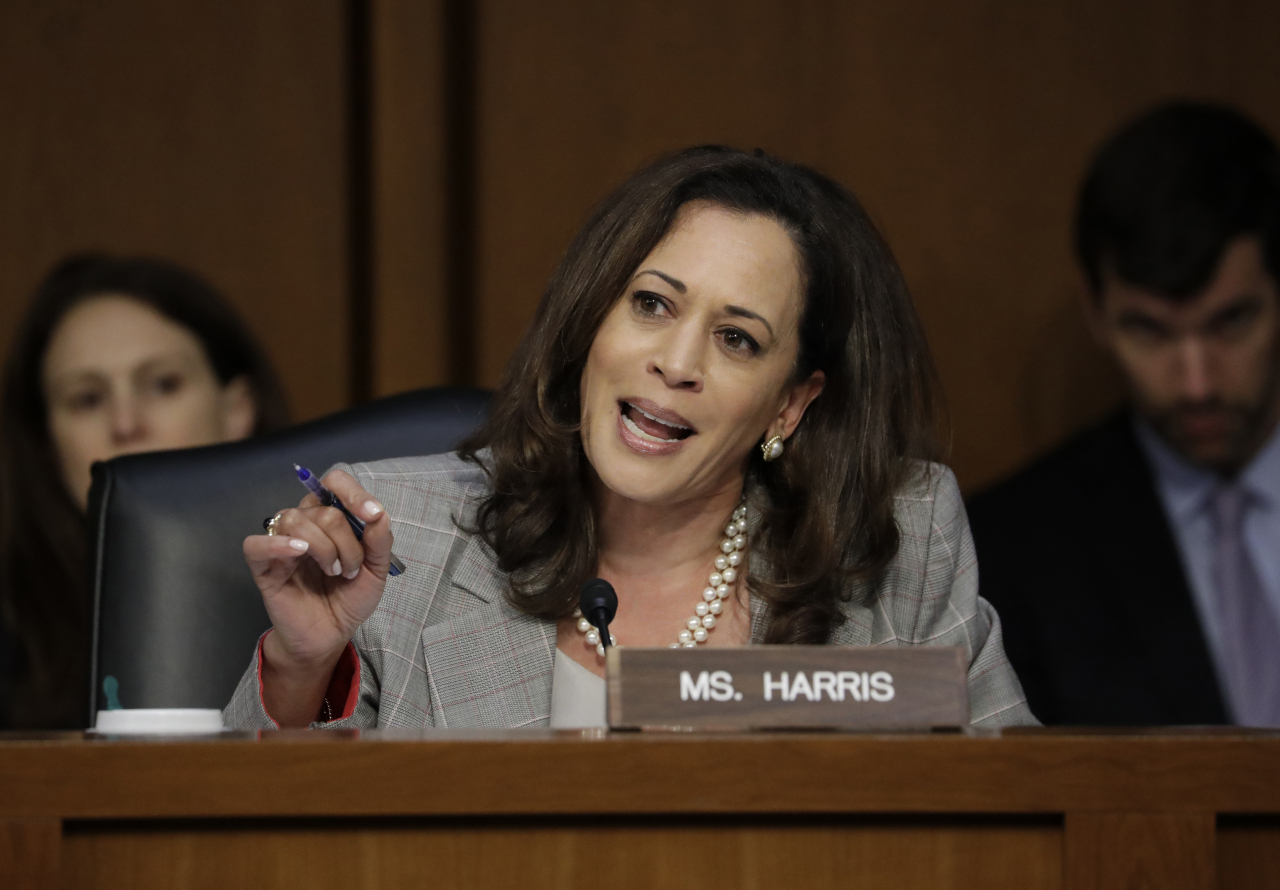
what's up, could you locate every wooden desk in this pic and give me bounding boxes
[1,728,1277,889]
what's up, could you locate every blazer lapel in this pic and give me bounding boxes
[443,532,512,608]
[1081,416,1228,721]
[420,534,556,728]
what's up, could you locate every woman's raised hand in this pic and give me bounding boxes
[242,469,393,726]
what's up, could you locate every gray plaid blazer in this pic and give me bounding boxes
[225,453,1035,729]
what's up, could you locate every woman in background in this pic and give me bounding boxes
[0,255,289,729]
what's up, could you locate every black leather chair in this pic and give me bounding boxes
[86,387,490,723]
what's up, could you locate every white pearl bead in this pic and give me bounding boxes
[709,600,723,615]
[682,641,697,648]
[716,584,730,598]
[728,551,743,566]
[585,629,599,645]
[725,522,738,537]
[693,627,708,642]
[678,630,692,643]
[695,601,709,616]
[701,614,716,628]
[733,534,746,550]
[715,555,728,571]
[573,608,582,617]
[669,643,680,649]
[687,617,702,631]
[734,506,746,520]
[596,643,605,657]
[708,571,723,587]
[702,587,717,602]
[577,617,591,633]
[722,567,737,584]
[720,539,735,553]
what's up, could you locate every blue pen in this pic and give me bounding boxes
[294,464,405,576]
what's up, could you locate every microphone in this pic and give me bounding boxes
[579,578,618,649]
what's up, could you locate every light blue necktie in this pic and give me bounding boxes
[1211,485,1280,726]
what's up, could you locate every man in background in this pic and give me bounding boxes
[967,102,1280,726]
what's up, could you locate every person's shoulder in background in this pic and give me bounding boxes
[965,406,1164,598]
[962,409,1227,725]
[967,409,1140,532]
[963,414,1143,727]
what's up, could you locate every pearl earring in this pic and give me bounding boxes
[762,434,784,461]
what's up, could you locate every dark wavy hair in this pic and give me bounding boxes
[0,254,289,728]
[460,146,942,643]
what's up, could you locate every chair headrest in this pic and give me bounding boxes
[86,386,490,721]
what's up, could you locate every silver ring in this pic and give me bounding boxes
[265,511,285,536]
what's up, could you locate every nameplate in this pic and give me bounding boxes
[605,646,967,730]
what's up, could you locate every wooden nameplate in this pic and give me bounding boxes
[605,646,967,730]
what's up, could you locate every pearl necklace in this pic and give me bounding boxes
[575,503,748,656]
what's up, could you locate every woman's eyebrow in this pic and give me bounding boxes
[725,305,774,337]
[634,269,775,336]
[50,369,103,387]
[134,352,194,373]
[635,269,686,293]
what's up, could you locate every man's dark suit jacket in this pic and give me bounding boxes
[966,411,1230,725]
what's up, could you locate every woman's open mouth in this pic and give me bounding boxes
[617,399,696,454]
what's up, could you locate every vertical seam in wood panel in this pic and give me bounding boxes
[347,0,375,404]
[443,0,477,386]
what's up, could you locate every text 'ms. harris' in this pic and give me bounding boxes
[679,668,895,703]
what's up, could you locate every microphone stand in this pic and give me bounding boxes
[579,578,618,650]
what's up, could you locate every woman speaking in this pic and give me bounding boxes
[226,146,1034,730]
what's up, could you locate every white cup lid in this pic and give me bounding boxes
[93,708,226,735]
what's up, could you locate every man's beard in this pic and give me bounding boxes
[1146,401,1254,471]
[1144,378,1280,476]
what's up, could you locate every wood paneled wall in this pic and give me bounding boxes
[6,1,1280,487]
[456,0,1280,489]
[0,0,350,422]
